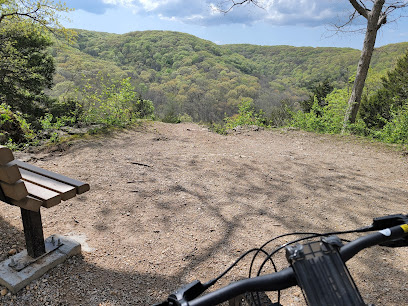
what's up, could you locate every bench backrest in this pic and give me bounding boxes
[0,146,89,212]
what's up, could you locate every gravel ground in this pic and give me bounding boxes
[1,122,408,305]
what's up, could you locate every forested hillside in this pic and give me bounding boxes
[50,29,408,122]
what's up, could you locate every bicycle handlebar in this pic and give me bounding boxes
[156,222,408,306]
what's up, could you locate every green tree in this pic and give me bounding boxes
[0,0,73,39]
[79,75,154,126]
[360,49,408,129]
[218,1,408,130]
[0,21,55,123]
[224,98,267,129]
[342,0,408,128]
[300,79,334,113]
[0,0,74,124]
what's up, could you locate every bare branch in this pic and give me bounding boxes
[349,0,369,18]
[218,0,263,14]
[377,12,387,28]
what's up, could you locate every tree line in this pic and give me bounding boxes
[51,29,408,121]
[1,1,408,148]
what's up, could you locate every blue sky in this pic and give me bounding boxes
[62,0,408,49]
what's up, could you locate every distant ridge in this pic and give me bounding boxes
[50,29,408,121]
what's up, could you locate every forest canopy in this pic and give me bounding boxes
[49,29,408,124]
[1,23,408,147]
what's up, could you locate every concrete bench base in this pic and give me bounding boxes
[0,235,81,293]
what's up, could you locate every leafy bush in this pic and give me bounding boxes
[131,97,155,119]
[79,76,154,126]
[299,79,333,113]
[0,103,35,147]
[224,98,268,130]
[39,113,73,143]
[0,21,55,125]
[269,100,294,127]
[179,113,193,122]
[378,104,408,144]
[49,98,83,125]
[162,110,181,123]
[360,49,408,129]
[291,88,366,134]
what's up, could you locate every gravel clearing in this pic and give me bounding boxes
[1,122,408,305]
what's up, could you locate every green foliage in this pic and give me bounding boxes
[132,95,155,119]
[379,105,408,144]
[39,113,67,143]
[291,89,365,134]
[299,79,334,113]
[224,98,268,130]
[360,49,408,129]
[3,24,405,147]
[79,75,154,127]
[0,20,55,124]
[161,102,181,123]
[179,113,193,123]
[48,97,83,124]
[360,89,391,128]
[0,103,35,146]
[269,100,294,127]
[39,113,66,130]
[51,30,408,125]
[208,122,227,135]
[0,0,75,42]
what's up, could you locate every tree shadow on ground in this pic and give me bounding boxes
[2,128,408,305]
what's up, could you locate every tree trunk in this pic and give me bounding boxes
[343,0,385,131]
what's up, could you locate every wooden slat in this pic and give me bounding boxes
[24,181,61,208]
[0,180,28,201]
[0,146,14,165]
[0,163,22,184]
[10,160,90,194]
[11,196,43,212]
[20,168,76,201]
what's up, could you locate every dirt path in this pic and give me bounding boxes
[1,122,408,305]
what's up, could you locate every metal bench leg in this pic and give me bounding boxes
[20,208,46,258]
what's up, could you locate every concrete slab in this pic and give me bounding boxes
[0,234,81,293]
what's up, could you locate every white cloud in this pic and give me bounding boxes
[103,0,135,5]
[101,0,353,27]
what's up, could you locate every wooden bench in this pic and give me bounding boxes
[0,146,89,259]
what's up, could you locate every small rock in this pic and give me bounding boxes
[1,288,7,296]
[8,248,17,256]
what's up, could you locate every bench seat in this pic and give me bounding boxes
[0,146,90,260]
[0,147,89,212]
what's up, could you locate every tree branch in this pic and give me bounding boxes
[0,6,42,24]
[377,12,387,28]
[349,0,369,18]
[219,0,262,14]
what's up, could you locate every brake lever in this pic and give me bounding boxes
[372,214,408,229]
[371,214,408,247]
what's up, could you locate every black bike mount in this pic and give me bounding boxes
[286,236,366,306]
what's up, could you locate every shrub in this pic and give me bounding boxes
[291,88,367,134]
[269,100,294,127]
[162,109,181,123]
[360,49,408,129]
[0,103,35,146]
[378,104,408,144]
[224,98,268,130]
[49,98,83,125]
[80,76,155,126]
